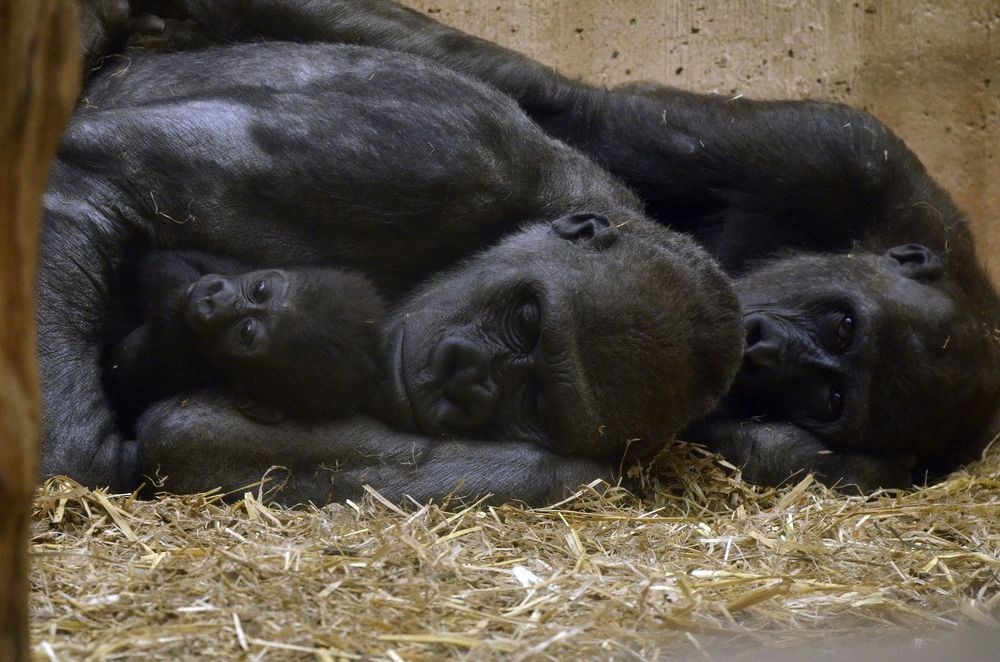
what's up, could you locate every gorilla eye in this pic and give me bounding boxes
[826,387,844,420]
[238,318,258,347]
[513,298,542,353]
[834,314,855,351]
[250,279,268,303]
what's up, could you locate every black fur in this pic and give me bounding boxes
[64,0,1000,494]
[41,32,741,500]
[155,0,1000,490]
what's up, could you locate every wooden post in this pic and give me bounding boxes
[0,1,80,658]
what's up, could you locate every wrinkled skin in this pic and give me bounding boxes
[107,250,384,429]
[129,0,1000,490]
[41,29,741,501]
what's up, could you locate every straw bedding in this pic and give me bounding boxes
[30,438,1000,660]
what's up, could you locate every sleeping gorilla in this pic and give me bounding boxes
[106,250,384,428]
[41,35,741,500]
[138,218,739,503]
[134,0,1000,489]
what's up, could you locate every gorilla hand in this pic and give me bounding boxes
[136,390,617,506]
[687,420,914,493]
[37,207,142,492]
[78,0,165,72]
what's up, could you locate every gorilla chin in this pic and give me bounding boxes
[722,245,1000,471]
[373,216,744,461]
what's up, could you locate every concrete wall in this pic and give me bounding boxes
[401,1,1000,282]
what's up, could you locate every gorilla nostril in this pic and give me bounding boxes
[206,280,224,296]
[745,320,763,347]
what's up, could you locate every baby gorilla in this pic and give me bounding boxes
[107,251,384,426]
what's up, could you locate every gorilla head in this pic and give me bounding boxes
[721,244,1000,474]
[108,253,385,426]
[374,214,743,460]
[184,266,385,419]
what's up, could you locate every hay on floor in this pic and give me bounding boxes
[30,439,1000,660]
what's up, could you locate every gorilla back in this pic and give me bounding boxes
[40,42,741,492]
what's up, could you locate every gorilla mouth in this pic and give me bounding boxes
[381,321,418,431]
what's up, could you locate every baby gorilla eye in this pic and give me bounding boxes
[250,279,268,303]
[238,318,258,347]
[834,313,855,351]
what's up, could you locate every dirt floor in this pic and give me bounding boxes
[29,438,1000,660]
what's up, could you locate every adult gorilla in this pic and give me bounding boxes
[40,38,740,501]
[135,0,1000,489]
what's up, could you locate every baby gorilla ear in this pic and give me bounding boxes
[550,213,619,250]
[885,244,944,280]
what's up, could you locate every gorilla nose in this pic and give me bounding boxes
[742,314,782,372]
[426,336,498,433]
[188,275,235,324]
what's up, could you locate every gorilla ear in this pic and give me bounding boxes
[550,213,619,250]
[885,244,944,281]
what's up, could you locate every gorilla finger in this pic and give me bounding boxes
[130,14,166,36]
[129,0,190,21]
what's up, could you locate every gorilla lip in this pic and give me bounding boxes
[385,320,418,430]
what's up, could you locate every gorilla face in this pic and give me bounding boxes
[182,266,384,418]
[183,268,297,361]
[375,216,743,460]
[723,245,993,456]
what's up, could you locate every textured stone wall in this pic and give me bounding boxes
[402,1,1000,281]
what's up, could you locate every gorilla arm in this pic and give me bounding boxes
[37,208,140,492]
[139,1,972,271]
[687,420,913,493]
[130,0,575,114]
[136,391,615,506]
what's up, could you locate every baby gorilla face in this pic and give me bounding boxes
[183,268,291,360]
[183,267,384,419]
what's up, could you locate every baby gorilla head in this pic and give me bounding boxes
[184,266,384,420]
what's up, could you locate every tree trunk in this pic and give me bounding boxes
[0,2,80,658]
